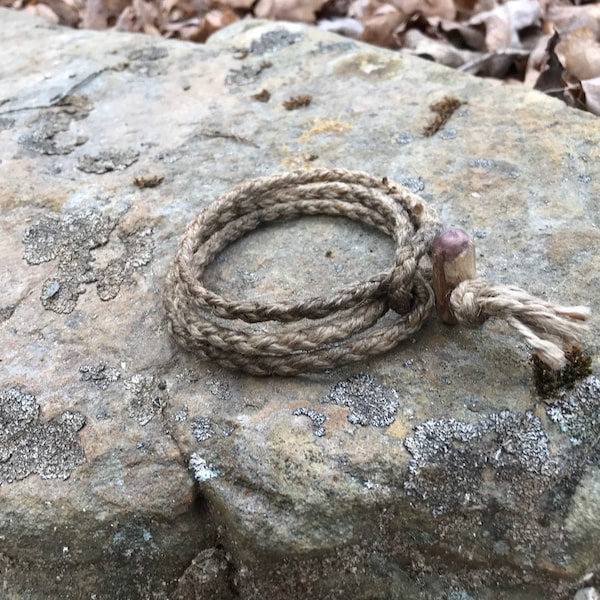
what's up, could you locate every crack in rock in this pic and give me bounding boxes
[0,387,86,485]
[22,209,153,313]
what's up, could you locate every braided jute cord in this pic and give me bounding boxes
[163,168,590,376]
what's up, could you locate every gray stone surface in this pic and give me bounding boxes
[1,8,599,599]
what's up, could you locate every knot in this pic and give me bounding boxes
[386,256,417,315]
[446,279,487,327]
[450,279,590,370]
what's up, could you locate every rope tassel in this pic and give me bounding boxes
[432,228,590,370]
[450,279,590,370]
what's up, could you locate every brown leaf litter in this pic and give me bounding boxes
[3,0,600,116]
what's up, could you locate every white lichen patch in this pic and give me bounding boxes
[0,387,86,485]
[546,376,600,446]
[189,453,219,482]
[404,409,554,515]
[125,374,168,426]
[22,209,153,314]
[321,373,398,427]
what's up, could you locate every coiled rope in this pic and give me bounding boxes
[163,168,589,376]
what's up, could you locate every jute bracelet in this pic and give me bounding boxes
[163,168,589,376]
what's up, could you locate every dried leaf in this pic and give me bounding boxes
[360,4,404,48]
[545,4,600,38]
[206,10,239,40]
[254,0,327,22]
[556,28,600,81]
[453,0,477,13]
[222,0,255,8]
[437,18,486,51]
[160,0,199,21]
[115,0,163,33]
[581,77,600,116]
[348,0,374,20]
[458,47,530,79]
[533,30,565,98]
[562,71,588,113]
[24,3,59,23]
[39,0,81,26]
[469,0,542,51]
[318,17,364,39]
[524,32,552,86]
[391,0,455,21]
[404,29,478,68]
[82,0,131,29]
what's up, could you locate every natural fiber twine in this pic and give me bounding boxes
[163,168,589,376]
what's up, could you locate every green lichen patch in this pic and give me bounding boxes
[0,387,86,485]
[22,209,153,313]
[404,410,552,516]
[321,373,398,427]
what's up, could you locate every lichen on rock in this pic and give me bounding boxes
[18,94,92,156]
[192,415,215,442]
[292,406,326,437]
[0,387,86,485]
[125,374,168,426]
[404,409,553,515]
[546,375,600,446]
[77,149,140,174]
[321,373,398,427]
[22,209,153,313]
[79,364,122,390]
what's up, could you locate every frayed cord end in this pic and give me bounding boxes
[449,278,590,370]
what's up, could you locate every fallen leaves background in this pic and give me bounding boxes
[3,0,600,115]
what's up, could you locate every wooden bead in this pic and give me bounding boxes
[432,228,476,325]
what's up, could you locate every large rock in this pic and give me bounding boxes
[1,8,599,599]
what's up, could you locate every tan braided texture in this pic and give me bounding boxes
[450,279,591,370]
[163,168,443,375]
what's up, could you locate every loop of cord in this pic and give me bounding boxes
[163,168,443,376]
[164,168,590,376]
